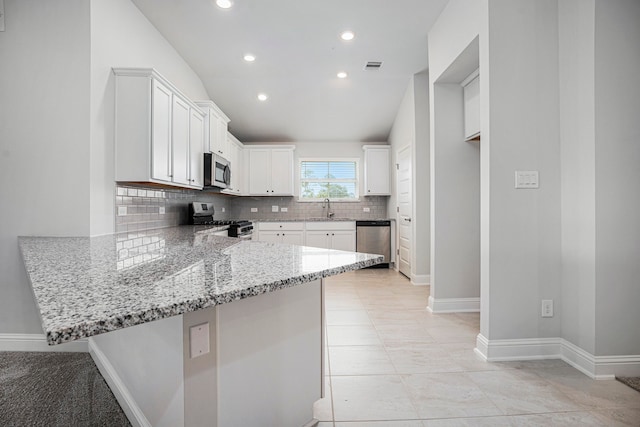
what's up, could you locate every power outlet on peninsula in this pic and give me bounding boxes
[189,322,210,358]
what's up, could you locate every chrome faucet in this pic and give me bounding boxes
[323,198,334,218]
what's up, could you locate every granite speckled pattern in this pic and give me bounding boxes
[19,225,382,345]
[256,218,395,222]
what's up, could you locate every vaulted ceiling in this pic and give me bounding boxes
[131,0,449,142]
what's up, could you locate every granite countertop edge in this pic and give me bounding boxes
[18,227,382,346]
[255,218,395,222]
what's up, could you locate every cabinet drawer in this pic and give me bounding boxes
[305,221,355,231]
[258,222,304,231]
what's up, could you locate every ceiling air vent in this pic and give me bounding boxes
[364,61,383,70]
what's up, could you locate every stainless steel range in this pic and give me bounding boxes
[189,202,253,240]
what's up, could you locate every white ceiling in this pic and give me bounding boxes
[131,0,449,142]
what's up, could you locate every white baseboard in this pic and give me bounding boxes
[475,334,640,379]
[411,274,430,286]
[427,296,480,313]
[0,333,88,352]
[89,339,150,427]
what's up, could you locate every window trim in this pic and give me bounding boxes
[298,157,360,202]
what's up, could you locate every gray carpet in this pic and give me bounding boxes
[0,352,131,427]
[617,376,640,393]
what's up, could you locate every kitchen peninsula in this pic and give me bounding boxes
[19,226,382,427]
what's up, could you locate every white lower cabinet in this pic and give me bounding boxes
[257,222,305,245]
[304,222,356,251]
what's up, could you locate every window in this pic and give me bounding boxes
[299,159,358,200]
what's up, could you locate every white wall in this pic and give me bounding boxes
[429,82,480,303]
[0,0,214,336]
[388,80,415,222]
[413,73,431,284]
[593,0,640,356]
[0,0,91,334]
[388,74,431,284]
[559,0,597,354]
[484,0,562,339]
[428,0,484,312]
[428,0,562,337]
[89,0,211,236]
[91,315,185,426]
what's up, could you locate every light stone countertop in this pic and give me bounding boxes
[255,218,395,222]
[19,225,382,345]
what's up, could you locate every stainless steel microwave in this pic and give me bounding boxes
[204,153,231,189]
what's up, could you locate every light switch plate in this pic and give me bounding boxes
[159,206,165,215]
[189,322,210,358]
[515,171,539,189]
[117,206,127,216]
[272,205,279,212]
[251,207,258,213]
[0,0,5,32]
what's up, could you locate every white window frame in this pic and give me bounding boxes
[298,157,360,202]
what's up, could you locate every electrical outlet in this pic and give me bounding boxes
[251,207,258,213]
[272,205,279,213]
[281,207,288,212]
[221,207,225,213]
[363,207,371,213]
[159,206,165,215]
[189,322,210,358]
[541,300,554,318]
[117,206,127,216]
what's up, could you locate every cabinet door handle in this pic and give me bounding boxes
[404,217,412,222]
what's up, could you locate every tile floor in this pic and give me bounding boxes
[313,268,640,426]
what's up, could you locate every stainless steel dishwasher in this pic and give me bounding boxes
[356,220,391,268]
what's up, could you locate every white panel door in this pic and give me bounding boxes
[330,231,356,252]
[397,145,412,278]
[248,149,271,195]
[305,231,331,249]
[189,109,204,188]
[258,231,281,244]
[151,79,173,182]
[365,148,390,195]
[171,96,191,186]
[281,231,304,246]
[271,149,294,195]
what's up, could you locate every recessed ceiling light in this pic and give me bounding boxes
[244,54,256,62]
[257,93,268,101]
[216,0,233,9]
[337,71,348,79]
[340,30,355,41]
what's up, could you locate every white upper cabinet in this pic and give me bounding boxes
[462,70,480,141]
[247,146,295,196]
[195,100,230,158]
[114,68,205,190]
[222,132,244,195]
[363,145,391,196]
[189,109,205,188]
